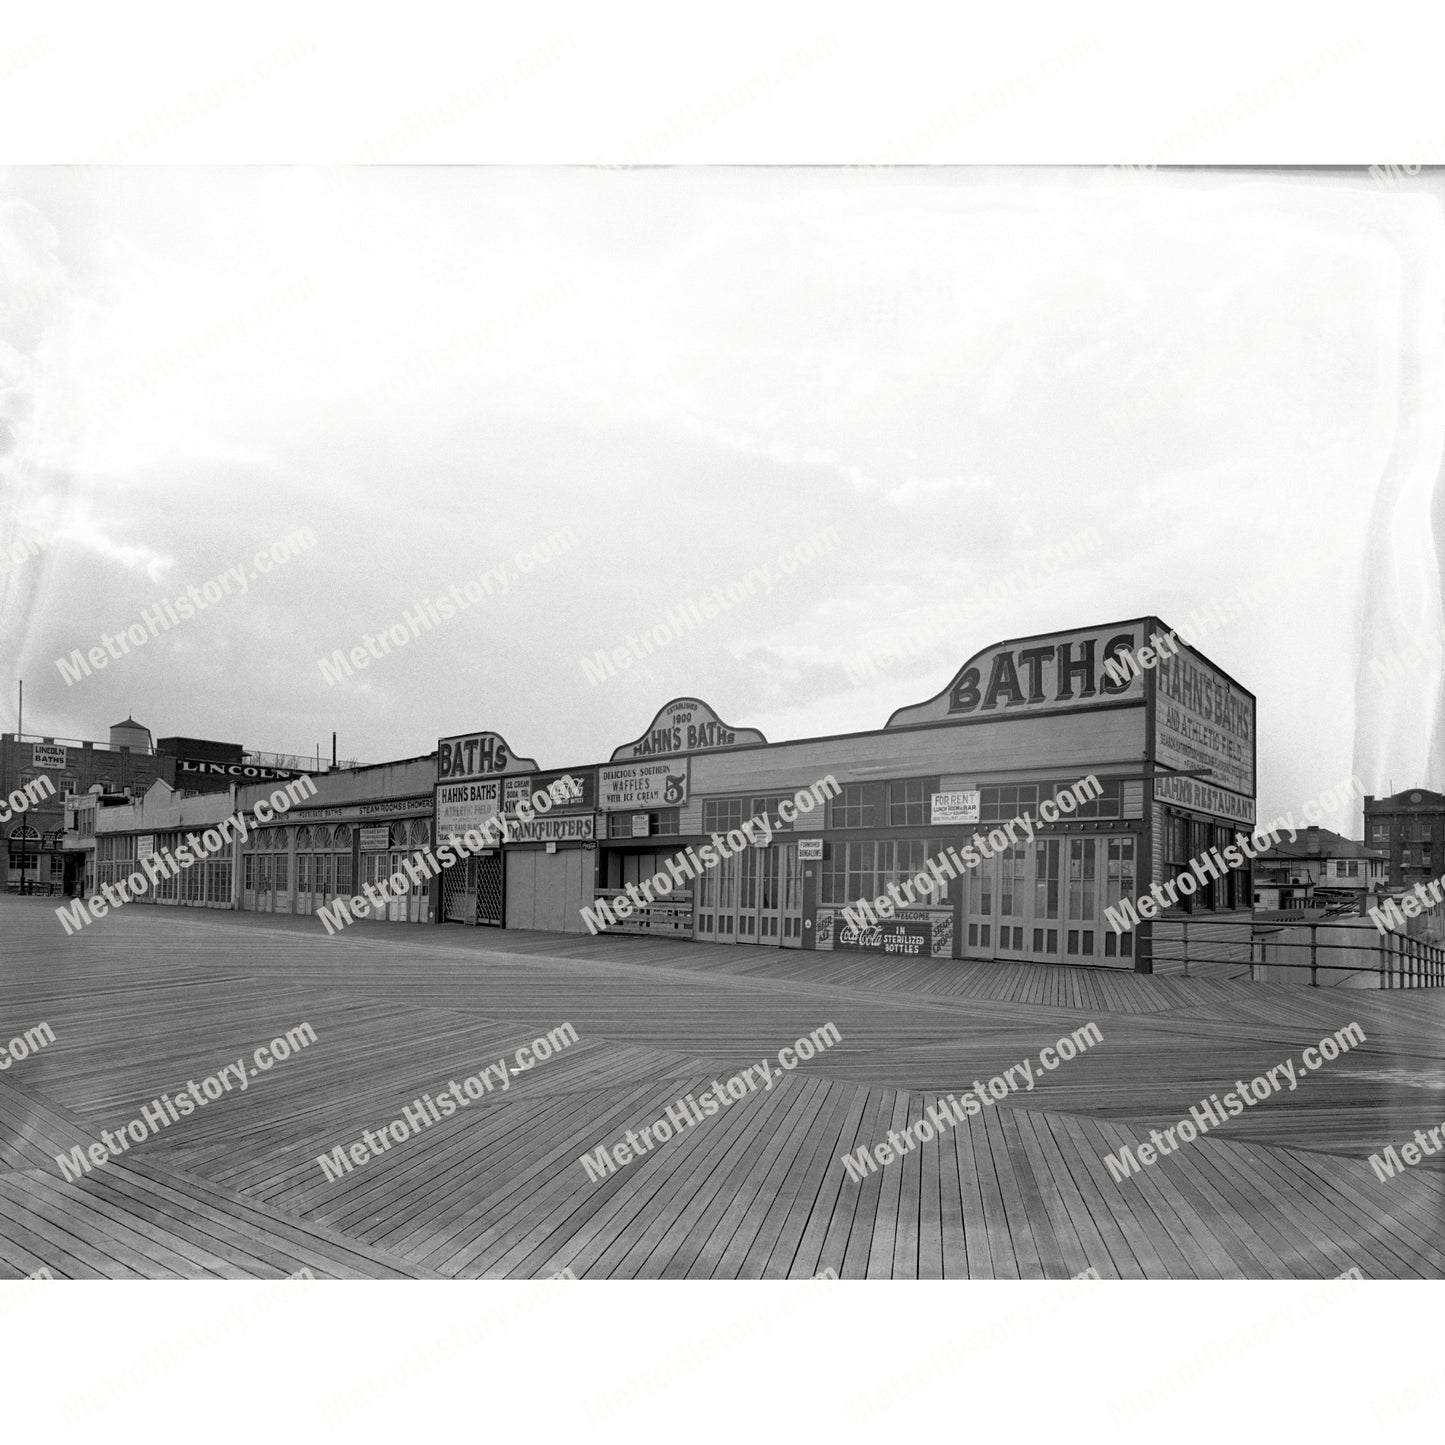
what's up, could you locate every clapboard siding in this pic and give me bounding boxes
[689,706,1147,796]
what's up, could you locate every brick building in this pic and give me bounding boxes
[1363,789,1445,891]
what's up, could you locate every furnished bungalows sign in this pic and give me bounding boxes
[436,730,539,782]
[609,698,766,761]
[885,623,1146,728]
[1152,645,1255,797]
[599,760,689,811]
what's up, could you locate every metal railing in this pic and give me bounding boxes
[1147,915,1445,988]
[3,732,148,753]
[243,750,359,772]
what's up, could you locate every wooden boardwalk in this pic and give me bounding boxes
[2,897,1443,1277]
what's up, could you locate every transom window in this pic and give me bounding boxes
[829,783,882,830]
[702,800,744,834]
[887,779,931,828]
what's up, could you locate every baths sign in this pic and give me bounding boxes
[610,698,766,761]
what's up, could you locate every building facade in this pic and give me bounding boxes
[1363,789,1445,891]
[3,722,168,892]
[1251,826,1388,912]
[234,756,436,922]
[435,618,1258,972]
[95,781,242,910]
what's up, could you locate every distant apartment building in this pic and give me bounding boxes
[1251,825,1388,912]
[1363,789,1445,890]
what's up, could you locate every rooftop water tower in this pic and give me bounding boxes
[109,715,153,753]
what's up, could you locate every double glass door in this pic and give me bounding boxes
[965,835,1136,965]
[696,843,802,946]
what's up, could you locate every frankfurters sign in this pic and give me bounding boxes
[885,623,1145,727]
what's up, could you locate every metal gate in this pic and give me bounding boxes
[477,851,505,927]
[441,857,474,923]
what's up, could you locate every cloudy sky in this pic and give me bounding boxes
[2,165,1442,830]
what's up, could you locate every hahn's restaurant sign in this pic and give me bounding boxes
[610,698,766,762]
[886,624,1145,728]
[1153,773,1255,825]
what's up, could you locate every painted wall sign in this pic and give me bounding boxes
[835,919,932,956]
[359,824,390,851]
[288,796,432,822]
[31,744,67,769]
[796,838,823,861]
[177,758,305,782]
[435,779,500,839]
[510,814,596,844]
[886,623,1146,728]
[436,731,538,783]
[599,760,689,811]
[609,698,766,762]
[1153,773,1256,825]
[531,768,596,811]
[931,790,980,825]
[1153,645,1254,796]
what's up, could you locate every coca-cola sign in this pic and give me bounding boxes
[835,920,931,956]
